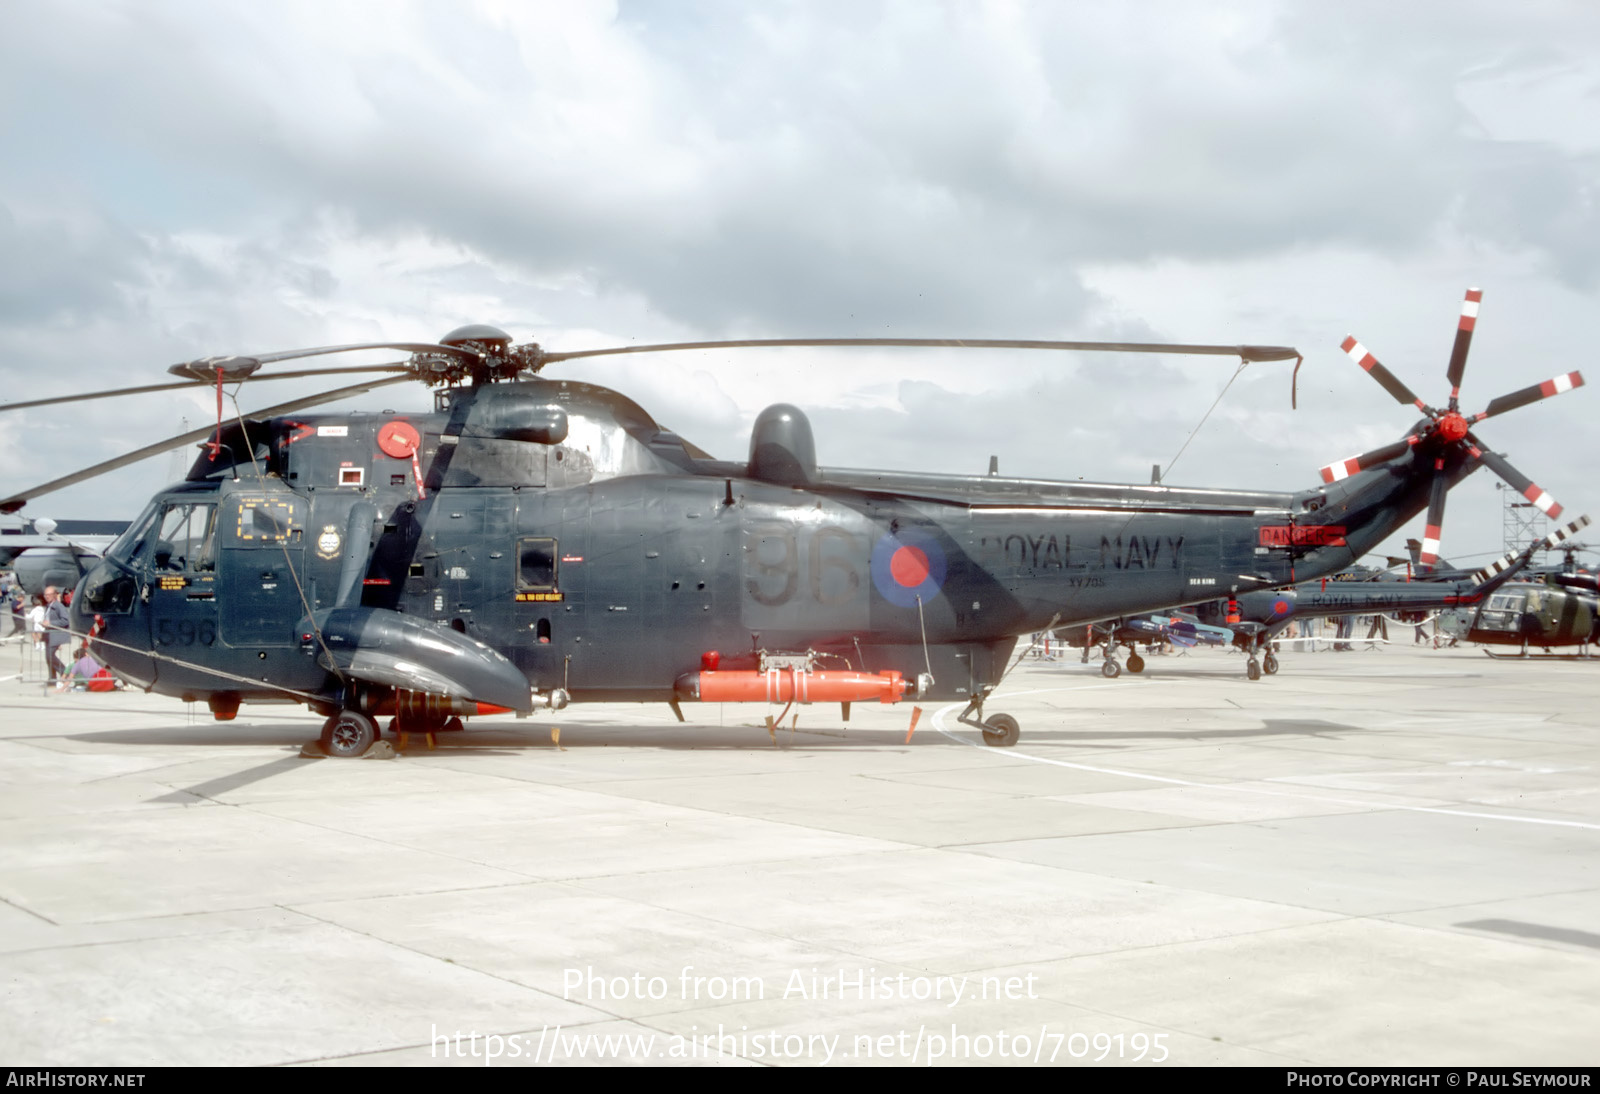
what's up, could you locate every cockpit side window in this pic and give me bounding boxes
[146,502,218,572]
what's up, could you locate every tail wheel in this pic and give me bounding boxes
[981,713,1020,748]
[320,710,377,757]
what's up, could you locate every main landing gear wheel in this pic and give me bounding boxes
[321,710,377,757]
[1246,658,1262,681]
[1263,651,1279,675]
[981,713,1020,748]
[1102,658,1121,679]
[1127,652,1145,674]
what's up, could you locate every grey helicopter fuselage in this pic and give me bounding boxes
[73,376,1461,716]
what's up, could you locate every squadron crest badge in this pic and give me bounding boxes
[316,525,342,560]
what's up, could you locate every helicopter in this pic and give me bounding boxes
[1052,516,1590,679]
[0,289,1583,756]
[1401,524,1599,655]
[0,516,124,597]
[1467,537,1599,656]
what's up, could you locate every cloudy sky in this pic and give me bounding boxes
[2,0,1597,568]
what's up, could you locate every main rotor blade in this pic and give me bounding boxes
[1418,461,1450,570]
[1445,288,1482,410]
[1543,513,1592,551]
[1465,433,1565,519]
[207,341,475,368]
[1318,435,1421,483]
[0,374,413,513]
[0,362,412,415]
[1340,336,1432,414]
[541,337,1303,365]
[1472,370,1585,424]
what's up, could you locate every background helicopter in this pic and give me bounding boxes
[0,516,125,598]
[1396,525,1598,656]
[1468,534,1599,656]
[0,291,1583,756]
[1056,516,1589,679]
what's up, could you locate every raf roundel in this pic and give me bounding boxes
[870,529,948,608]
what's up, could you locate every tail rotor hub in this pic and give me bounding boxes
[1436,411,1468,443]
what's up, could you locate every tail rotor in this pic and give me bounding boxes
[1318,289,1584,570]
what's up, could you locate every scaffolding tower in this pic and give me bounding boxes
[1498,481,1549,555]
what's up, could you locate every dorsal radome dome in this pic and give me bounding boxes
[439,324,513,349]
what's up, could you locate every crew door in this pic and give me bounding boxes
[143,500,222,660]
[219,493,308,647]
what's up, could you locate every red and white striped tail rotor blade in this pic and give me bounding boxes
[1473,370,1585,423]
[1317,436,1420,484]
[1445,288,1482,409]
[1418,462,1449,570]
[1341,336,1431,413]
[1468,439,1565,519]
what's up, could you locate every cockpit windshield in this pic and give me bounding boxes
[105,501,160,563]
[1479,590,1529,633]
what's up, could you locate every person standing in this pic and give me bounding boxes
[43,585,72,687]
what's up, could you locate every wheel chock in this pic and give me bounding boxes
[360,739,397,760]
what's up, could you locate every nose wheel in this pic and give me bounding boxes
[1263,650,1278,675]
[1246,658,1261,681]
[1101,658,1121,679]
[1127,651,1145,674]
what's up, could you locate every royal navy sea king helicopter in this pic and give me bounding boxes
[0,290,1582,755]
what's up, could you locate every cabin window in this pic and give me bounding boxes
[517,537,558,590]
[232,497,302,544]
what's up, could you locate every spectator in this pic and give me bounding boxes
[27,594,46,649]
[43,585,72,688]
